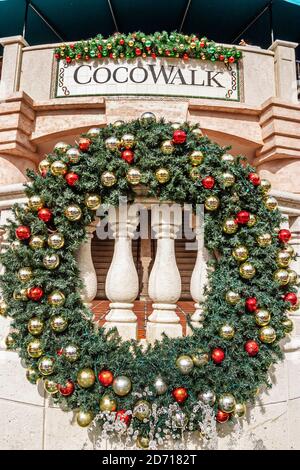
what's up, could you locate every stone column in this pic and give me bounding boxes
[146,205,182,343]
[76,220,98,306]
[0,36,28,99]
[269,40,298,103]
[104,207,139,340]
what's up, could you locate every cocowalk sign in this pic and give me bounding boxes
[55,58,240,101]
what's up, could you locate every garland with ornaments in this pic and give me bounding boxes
[0,115,298,449]
[54,31,241,64]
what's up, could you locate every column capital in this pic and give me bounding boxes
[0,36,28,47]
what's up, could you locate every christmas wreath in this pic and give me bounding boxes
[0,115,297,449]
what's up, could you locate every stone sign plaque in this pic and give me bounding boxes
[55,58,240,101]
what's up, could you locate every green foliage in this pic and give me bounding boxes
[0,118,295,441]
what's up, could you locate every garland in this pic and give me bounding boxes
[54,31,242,64]
[0,115,297,449]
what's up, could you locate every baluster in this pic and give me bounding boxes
[76,220,98,306]
[104,207,139,340]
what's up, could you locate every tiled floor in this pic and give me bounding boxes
[91,300,195,339]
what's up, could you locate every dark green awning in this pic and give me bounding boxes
[0,1,299,52]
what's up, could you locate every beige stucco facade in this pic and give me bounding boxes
[0,35,300,450]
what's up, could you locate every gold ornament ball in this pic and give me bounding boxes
[276,251,291,268]
[48,232,64,249]
[223,218,238,234]
[28,195,44,211]
[191,350,209,367]
[77,368,95,388]
[27,339,43,358]
[38,159,50,174]
[64,204,82,221]
[171,122,181,129]
[18,267,33,282]
[192,128,203,139]
[190,167,201,181]
[43,253,60,270]
[221,153,234,163]
[38,356,55,376]
[232,245,249,262]
[134,399,152,421]
[218,393,236,413]
[259,326,276,344]
[29,235,45,250]
[153,376,168,395]
[28,317,44,336]
[99,394,117,412]
[126,168,141,185]
[257,233,272,247]
[112,375,132,396]
[101,171,116,187]
[281,318,294,333]
[121,133,135,149]
[282,245,294,257]
[222,172,235,187]
[205,196,220,211]
[64,344,80,362]
[48,290,65,307]
[0,301,8,317]
[264,196,278,211]
[113,120,125,127]
[247,214,257,227]
[44,379,58,394]
[50,315,68,333]
[155,168,170,183]
[255,309,271,326]
[225,291,240,305]
[234,403,246,418]
[176,355,194,374]
[189,150,204,166]
[77,410,94,427]
[239,262,256,279]
[198,390,216,406]
[273,269,290,286]
[288,269,298,285]
[260,179,271,193]
[87,127,100,138]
[137,435,150,449]
[85,193,101,210]
[50,160,68,176]
[219,324,235,340]
[161,140,174,155]
[53,141,70,154]
[26,368,39,384]
[66,147,80,163]
[13,288,28,301]
[140,112,156,123]
[5,334,15,349]
[105,136,120,151]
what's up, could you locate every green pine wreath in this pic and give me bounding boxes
[0,115,297,448]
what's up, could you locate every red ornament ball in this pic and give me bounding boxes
[27,287,44,302]
[244,340,259,357]
[58,380,75,396]
[121,149,134,164]
[57,348,64,356]
[119,39,125,46]
[78,137,91,151]
[278,229,291,243]
[183,53,189,60]
[248,172,261,186]
[236,210,250,224]
[173,129,187,144]
[65,172,79,186]
[98,369,114,387]
[216,410,230,423]
[219,54,225,61]
[245,297,258,313]
[228,56,235,63]
[16,226,31,240]
[38,208,52,223]
[135,48,142,56]
[211,348,225,364]
[172,387,188,404]
[202,176,215,189]
[283,292,298,306]
[115,410,131,426]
